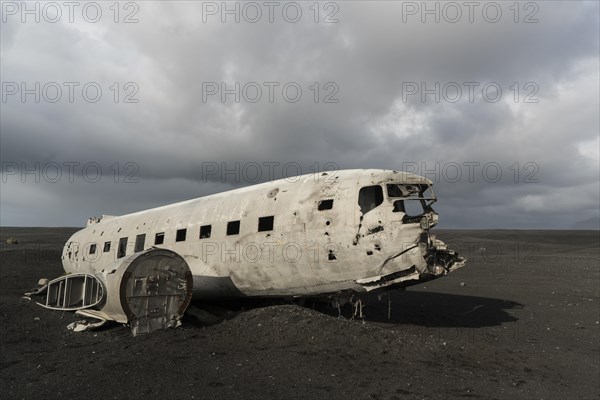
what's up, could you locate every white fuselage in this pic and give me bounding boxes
[62,169,462,299]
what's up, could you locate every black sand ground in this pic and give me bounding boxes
[1,228,598,399]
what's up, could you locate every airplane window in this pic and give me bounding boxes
[387,184,421,197]
[358,185,384,215]
[258,216,274,232]
[421,186,433,199]
[176,229,187,242]
[227,220,240,235]
[318,199,334,211]
[200,225,212,239]
[394,200,424,216]
[387,184,404,197]
[135,234,146,252]
[391,184,436,222]
[89,244,96,255]
[404,201,424,216]
[393,199,432,224]
[155,232,165,245]
[103,241,111,252]
[117,237,128,258]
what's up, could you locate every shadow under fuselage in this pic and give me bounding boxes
[185,289,521,329]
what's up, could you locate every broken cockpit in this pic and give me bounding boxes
[355,180,465,290]
[357,182,439,228]
[388,183,438,227]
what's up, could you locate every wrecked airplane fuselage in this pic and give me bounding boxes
[32,169,465,334]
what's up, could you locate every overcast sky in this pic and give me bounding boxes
[1,1,599,228]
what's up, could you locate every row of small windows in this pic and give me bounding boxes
[90,216,278,258]
[89,199,337,258]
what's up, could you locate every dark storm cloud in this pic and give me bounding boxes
[1,1,598,227]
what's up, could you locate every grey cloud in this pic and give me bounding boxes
[1,1,598,227]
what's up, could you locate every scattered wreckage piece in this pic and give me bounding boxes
[32,169,465,335]
[67,318,107,332]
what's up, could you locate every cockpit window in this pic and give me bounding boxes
[387,184,403,198]
[393,200,426,216]
[389,183,437,223]
[387,184,429,198]
[358,185,384,215]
